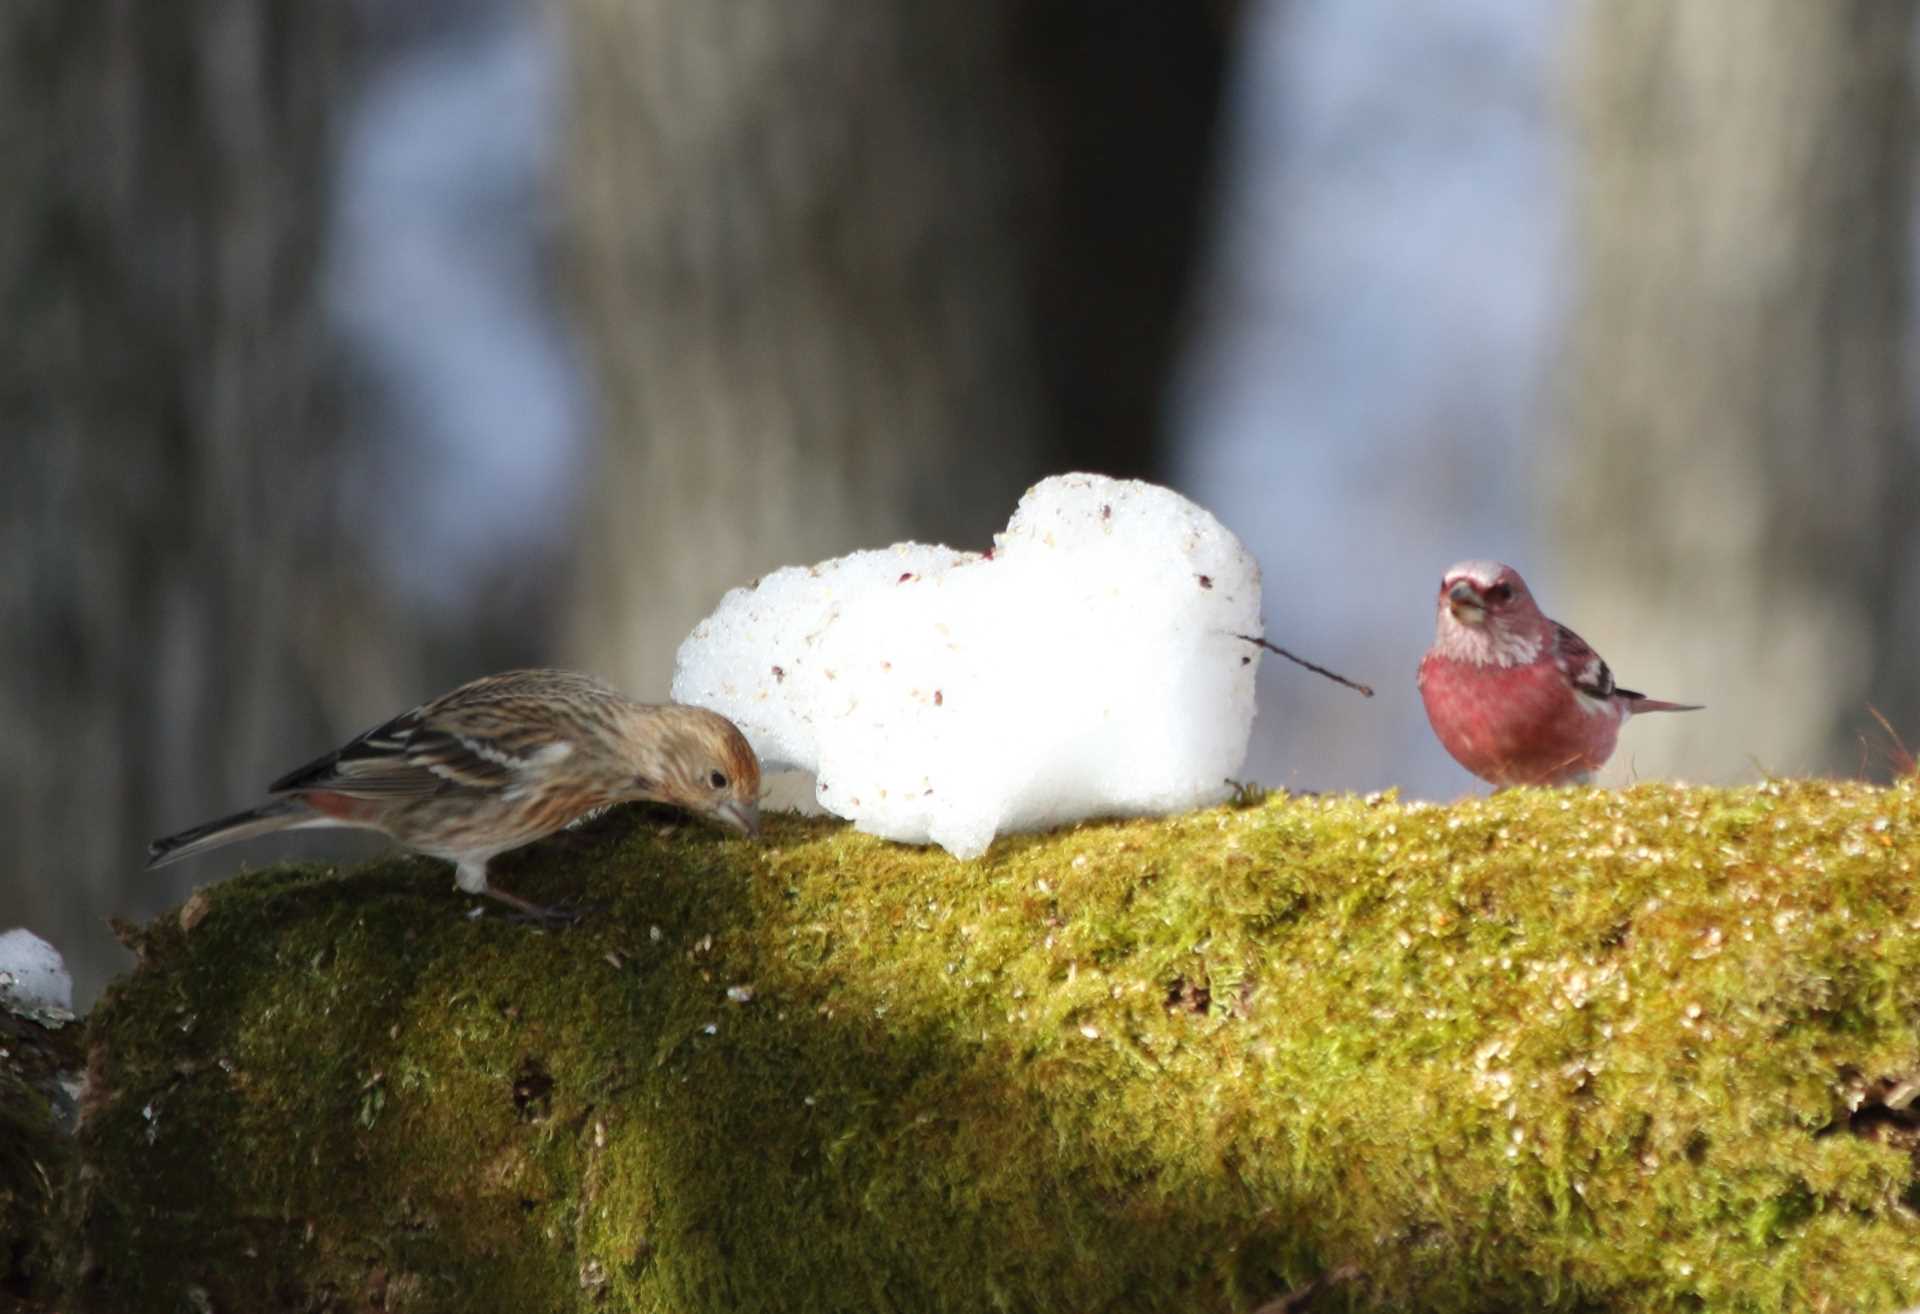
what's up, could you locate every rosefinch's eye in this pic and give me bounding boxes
[1485,584,1513,604]
[709,770,729,790]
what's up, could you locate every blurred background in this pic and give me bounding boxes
[5,0,1917,1005]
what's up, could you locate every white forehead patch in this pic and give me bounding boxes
[1442,559,1510,589]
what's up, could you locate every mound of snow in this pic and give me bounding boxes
[0,927,73,1019]
[672,473,1263,857]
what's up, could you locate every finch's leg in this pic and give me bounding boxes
[483,884,591,928]
[453,858,588,927]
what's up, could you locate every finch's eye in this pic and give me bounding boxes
[1485,583,1513,604]
[709,770,729,790]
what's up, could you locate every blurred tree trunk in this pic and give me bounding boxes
[561,2,1237,698]
[0,1,409,1001]
[1558,0,1919,782]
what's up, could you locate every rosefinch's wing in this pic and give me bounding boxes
[1552,620,1701,713]
[1550,622,1616,701]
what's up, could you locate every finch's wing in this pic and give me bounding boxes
[1551,623,1617,701]
[269,691,573,800]
[399,696,580,793]
[267,703,455,799]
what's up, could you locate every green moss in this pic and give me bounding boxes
[69,782,1920,1312]
[1,1068,61,1302]
[2,1000,83,1307]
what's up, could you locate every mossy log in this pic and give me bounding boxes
[64,782,1920,1312]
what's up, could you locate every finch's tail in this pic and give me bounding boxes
[1618,692,1704,715]
[146,798,338,869]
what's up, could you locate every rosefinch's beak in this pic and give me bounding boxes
[714,797,760,839]
[1447,580,1485,622]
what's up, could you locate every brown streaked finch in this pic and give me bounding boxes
[1417,560,1701,787]
[147,668,762,923]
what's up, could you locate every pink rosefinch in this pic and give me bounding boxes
[1417,560,1701,786]
[147,668,762,921]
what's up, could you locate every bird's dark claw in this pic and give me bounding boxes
[481,888,603,928]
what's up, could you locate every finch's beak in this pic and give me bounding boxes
[1447,581,1485,622]
[714,797,760,839]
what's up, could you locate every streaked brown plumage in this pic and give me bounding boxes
[147,669,762,921]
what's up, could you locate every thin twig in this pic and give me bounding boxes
[1249,1263,1364,1314]
[1867,704,1916,776]
[1236,635,1375,698]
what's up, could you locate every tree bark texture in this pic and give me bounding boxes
[1558,0,1918,781]
[0,0,407,1000]
[561,2,1237,698]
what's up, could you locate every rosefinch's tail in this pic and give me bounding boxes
[1618,692,1704,715]
[147,798,339,869]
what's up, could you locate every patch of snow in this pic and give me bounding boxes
[0,927,74,1020]
[673,473,1263,857]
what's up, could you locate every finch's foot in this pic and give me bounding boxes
[480,885,598,928]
